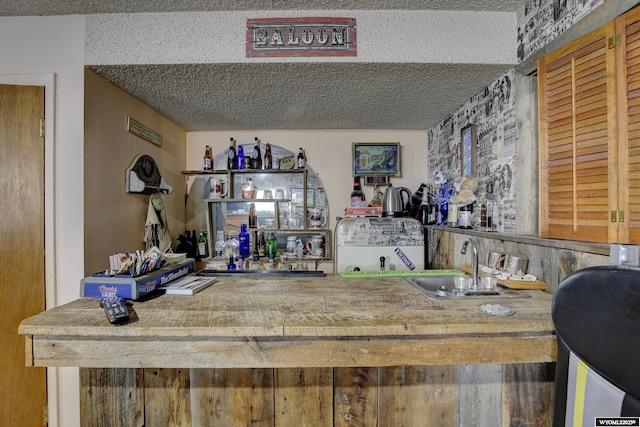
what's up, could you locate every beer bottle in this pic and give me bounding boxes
[248,203,258,228]
[203,145,212,170]
[264,143,273,169]
[227,137,235,170]
[297,147,305,169]
[253,137,262,170]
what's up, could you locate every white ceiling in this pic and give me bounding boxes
[1,1,523,131]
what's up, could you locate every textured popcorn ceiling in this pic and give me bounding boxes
[1,1,521,131]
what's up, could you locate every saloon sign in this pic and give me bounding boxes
[246,17,357,57]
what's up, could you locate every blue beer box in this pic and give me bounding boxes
[81,258,195,300]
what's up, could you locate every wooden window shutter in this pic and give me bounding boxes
[538,22,617,243]
[620,8,640,244]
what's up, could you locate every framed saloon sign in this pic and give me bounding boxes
[460,124,477,176]
[352,142,401,177]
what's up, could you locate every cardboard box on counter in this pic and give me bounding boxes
[81,258,195,300]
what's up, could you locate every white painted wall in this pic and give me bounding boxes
[187,130,428,233]
[0,15,85,427]
[85,10,517,65]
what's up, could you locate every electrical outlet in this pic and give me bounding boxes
[610,244,640,267]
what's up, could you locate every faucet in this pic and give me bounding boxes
[461,238,479,289]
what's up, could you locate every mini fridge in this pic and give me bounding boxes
[335,217,425,272]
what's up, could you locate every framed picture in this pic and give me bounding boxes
[460,124,477,176]
[291,188,314,207]
[352,142,401,177]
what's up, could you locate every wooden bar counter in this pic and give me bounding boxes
[19,274,557,426]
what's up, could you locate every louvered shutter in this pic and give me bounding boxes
[538,23,616,243]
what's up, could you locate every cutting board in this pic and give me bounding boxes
[458,265,547,290]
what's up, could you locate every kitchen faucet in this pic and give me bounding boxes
[461,238,479,289]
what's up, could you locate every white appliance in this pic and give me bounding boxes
[335,217,424,272]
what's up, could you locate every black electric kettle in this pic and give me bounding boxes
[381,184,413,217]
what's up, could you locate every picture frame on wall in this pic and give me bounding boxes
[460,124,477,176]
[352,142,401,177]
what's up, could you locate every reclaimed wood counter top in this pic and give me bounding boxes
[19,274,556,369]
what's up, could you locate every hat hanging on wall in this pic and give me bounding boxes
[125,154,173,195]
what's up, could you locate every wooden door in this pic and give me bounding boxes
[0,85,47,426]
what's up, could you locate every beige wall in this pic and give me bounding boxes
[186,130,428,234]
[84,69,187,274]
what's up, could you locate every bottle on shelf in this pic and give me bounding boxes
[227,254,236,270]
[264,143,273,169]
[480,201,488,229]
[297,147,305,169]
[248,203,258,228]
[458,203,473,229]
[227,137,236,170]
[203,145,212,170]
[419,192,430,225]
[238,224,250,258]
[265,232,278,257]
[236,144,245,170]
[241,178,257,199]
[350,176,365,207]
[253,137,262,170]
[448,202,458,227]
[214,230,225,257]
[197,231,208,258]
[369,184,382,207]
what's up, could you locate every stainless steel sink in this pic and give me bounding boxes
[404,275,530,300]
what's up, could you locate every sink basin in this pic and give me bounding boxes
[404,275,530,300]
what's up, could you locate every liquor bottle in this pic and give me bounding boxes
[227,254,236,270]
[458,203,473,229]
[203,145,212,170]
[350,176,364,207]
[197,231,208,258]
[419,192,430,225]
[248,203,258,228]
[238,224,250,258]
[480,201,488,229]
[297,147,305,169]
[264,143,273,169]
[227,137,235,170]
[253,137,262,170]
[265,232,278,256]
[236,144,245,170]
[427,196,436,225]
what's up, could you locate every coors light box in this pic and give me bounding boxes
[81,258,195,300]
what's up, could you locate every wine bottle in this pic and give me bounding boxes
[227,137,235,170]
[264,143,273,169]
[253,137,262,170]
[458,203,473,229]
[203,145,212,170]
[350,176,365,207]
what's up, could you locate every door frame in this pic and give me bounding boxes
[0,73,58,426]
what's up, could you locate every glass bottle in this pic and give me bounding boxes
[264,143,273,169]
[238,224,250,258]
[419,192,430,225]
[214,230,225,257]
[297,147,305,169]
[227,254,236,270]
[248,202,258,228]
[236,144,245,170]
[350,176,364,207]
[197,231,208,257]
[203,145,212,170]
[227,137,235,170]
[448,202,458,227]
[265,232,278,257]
[241,178,257,199]
[369,184,382,207]
[253,137,262,170]
[458,203,473,229]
